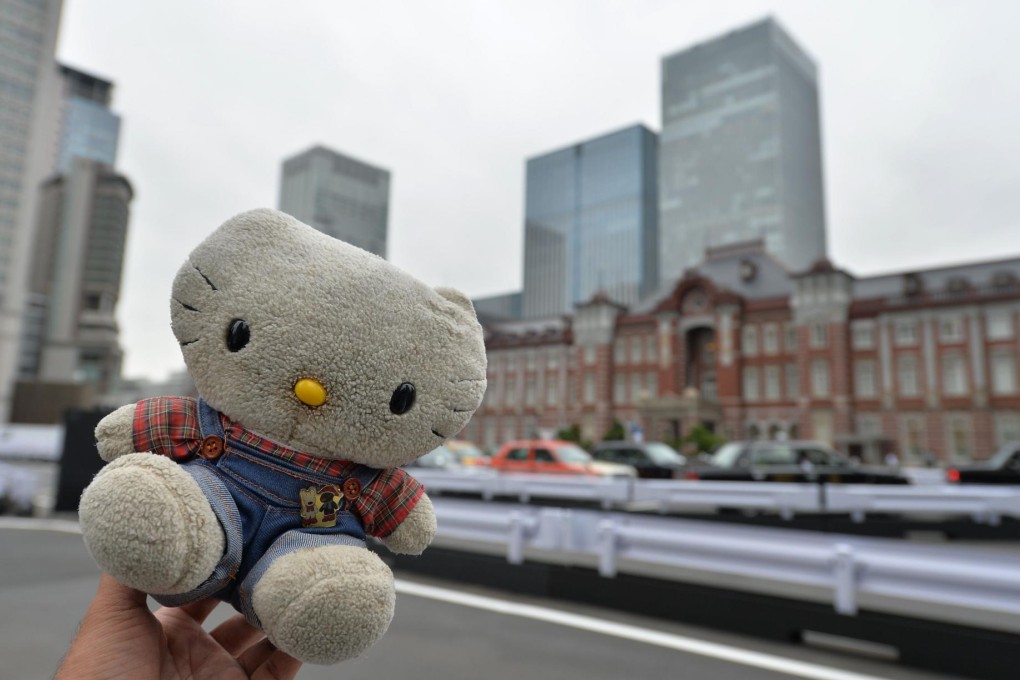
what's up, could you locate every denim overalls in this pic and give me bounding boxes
[153,400,380,628]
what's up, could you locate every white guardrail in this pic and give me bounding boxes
[408,468,1020,523]
[429,497,1020,633]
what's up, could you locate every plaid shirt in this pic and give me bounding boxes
[132,396,423,537]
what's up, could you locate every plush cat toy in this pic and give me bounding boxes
[78,209,487,664]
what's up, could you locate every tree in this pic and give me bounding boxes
[556,423,593,451]
[684,424,726,455]
[602,420,626,441]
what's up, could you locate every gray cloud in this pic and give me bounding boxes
[55,0,1020,380]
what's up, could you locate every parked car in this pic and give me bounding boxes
[490,440,636,477]
[947,441,1020,484]
[591,441,687,479]
[410,440,489,469]
[684,440,909,484]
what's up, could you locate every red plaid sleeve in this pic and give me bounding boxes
[132,397,202,462]
[353,467,424,538]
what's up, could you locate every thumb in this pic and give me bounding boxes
[93,573,149,613]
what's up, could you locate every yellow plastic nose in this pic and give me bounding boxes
[294,378,327,407]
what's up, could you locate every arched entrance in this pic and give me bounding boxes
[685,327,717,400]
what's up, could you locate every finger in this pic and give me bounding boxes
[210,614,263,656]
[94,573,148,611]
[237,638,277,675]
[252,649,302,680]
[177,598,219,624]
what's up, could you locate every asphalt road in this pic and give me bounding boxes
[0,521,966,680]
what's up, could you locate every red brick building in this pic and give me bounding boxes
[463,242,1020,464]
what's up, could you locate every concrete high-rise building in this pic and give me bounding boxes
[0,0,65,421]
[658,17,827,281]
[522,124,658,318]
[278,145,390,258]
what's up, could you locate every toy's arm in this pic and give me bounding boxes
[378,492,436,556]
[95,403,138,462]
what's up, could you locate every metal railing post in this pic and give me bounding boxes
[833,543,859,615]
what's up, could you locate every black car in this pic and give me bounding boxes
[591,442,687,479]
[685,440,909,484]
[947,442,1020,484]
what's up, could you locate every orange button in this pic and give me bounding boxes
[200,436,225,460]
[342,478,362,501]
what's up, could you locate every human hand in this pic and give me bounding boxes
[55,574,302,680]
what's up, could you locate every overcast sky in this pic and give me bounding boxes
[56,0,1020,381]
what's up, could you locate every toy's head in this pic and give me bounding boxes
[170,209,487,468]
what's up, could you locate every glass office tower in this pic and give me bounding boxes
[56,65,121,173]
[278,146,390,258]
[522,124,658,318]
[659,17,827,280]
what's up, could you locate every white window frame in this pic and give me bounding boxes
[762,323,779,355]
[742,325,759,356]
[811,359,830,397]
[764,365,780,401]
[991,351,1018,395]
[851,321,875,350]
[897,355,920,397]
[942,354,968,396]
[855,360,877,398]
[743,366,760,402]
[809,322,828,349]
[785,363,799,399]
[939,315,964,343]
[986,309,1014,340]
[894,319,918,347]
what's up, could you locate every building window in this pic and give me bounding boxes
[502,416,516,441]
[546,376,559,405]
[809,322,828,349]
[584,346,597,365]
[987,309,1014,340]
[947,414,972,462]
[631,373,644,401]
[784,324,798,352]
[942,354,968,396]
[506,355,517,371]
[527,351,537,369]
[764,365,780,401]
[614,340,626,364]
[811,411,834,445]
[785,364,799,399]
[743,367,760,402]
[811,360,830,397]
[490,381,501,406]
[856,414,882,437]
[484,418,497,450]
[614,374,625,404]
[526,378,536,406]
[742,325,758,355]
[505,378,517,405]
[939,315,965,343]
[855,360,877,398]
[900,414,925,459]
[646,335,657,363]
[646,371,659,397]
[851,322,875,350]
[894,319,918,347]
[762,323,779,355]
[991,352,1018,395]
[584,374,595,404]
[994,412,1020,448]
[897,355,919,397]
[548,351,559,369]
[630,336,642,364]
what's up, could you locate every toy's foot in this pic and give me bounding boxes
[79,453,224,594]
[253,545,395,664]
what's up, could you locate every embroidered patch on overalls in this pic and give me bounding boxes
[299,485,343,528]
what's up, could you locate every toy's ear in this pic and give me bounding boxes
[436,287,475,315]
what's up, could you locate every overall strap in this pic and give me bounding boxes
[197,399,226,439]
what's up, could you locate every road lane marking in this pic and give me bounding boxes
[4,518,895,679]
[395,580,898,680]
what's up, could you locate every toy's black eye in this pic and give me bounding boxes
[389,383,416,415]
[226,319,250,352]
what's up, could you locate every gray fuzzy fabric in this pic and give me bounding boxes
[381,492,437,555]
[252,545,396,664]
[171,208,487,468]
[94,403,137,461]
[79,453,225,593]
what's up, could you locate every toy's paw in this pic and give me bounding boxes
[253,545,395,664]
[79,453,224,594]
[95,403,137,462]
[380,492,436,555]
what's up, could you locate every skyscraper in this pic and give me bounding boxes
[522,124,658,318]
[0,0,65,420]
[278,145,390,258]
[55,64,121,173]
[658,17,827,280]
